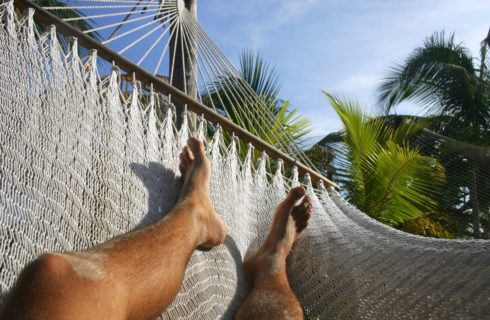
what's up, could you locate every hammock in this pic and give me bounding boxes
[1,1,489,319]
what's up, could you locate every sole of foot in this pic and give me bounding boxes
[243,186,312,284]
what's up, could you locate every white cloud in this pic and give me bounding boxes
[246,0,322,48]
[331,73,379,94]
[271,0,321,29]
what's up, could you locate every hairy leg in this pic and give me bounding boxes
[235,187,312,320]
[0,138,227,320]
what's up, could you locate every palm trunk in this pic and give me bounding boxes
[169,0,198,131]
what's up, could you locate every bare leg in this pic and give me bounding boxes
[235,187,312,320]
[0,138,227,320]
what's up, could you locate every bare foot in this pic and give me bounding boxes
[243,186,312,284]
[178,138,227,249]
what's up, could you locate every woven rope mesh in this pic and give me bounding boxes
[1,2,490,319]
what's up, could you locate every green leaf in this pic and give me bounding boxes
[321,93,445,226]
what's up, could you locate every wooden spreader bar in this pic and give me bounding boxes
[13,0,337,189]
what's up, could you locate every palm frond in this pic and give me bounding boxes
[323,93,445,226]
[366,142,445,225]
[376,31,476,114]
[324,92,388,160]
[317,130,344,145]
[239,50,281,103]
[202,50,312,156]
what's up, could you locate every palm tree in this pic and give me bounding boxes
[320,93,445,227]
[377,30,490,238]
[203,51,312,159]
[377,31,489,141]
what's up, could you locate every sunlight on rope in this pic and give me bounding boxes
[1,1,489,319]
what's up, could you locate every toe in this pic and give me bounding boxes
[292,196,312,233]
[295,211,311,224]
[284,186,306,205]
[183,146,194,162]
[292,208,310,225]
[296,220,308,233]
[291,204,304,217]
[187,138,206,160]
[179,152,189,169]
[292,196,311,216]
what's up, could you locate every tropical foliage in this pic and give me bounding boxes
[321,93,445,227]
[377,30,489,142]
[377,30,490,238]
[203,51,312,157]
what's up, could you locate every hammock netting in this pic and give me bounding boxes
[1,1,489,319]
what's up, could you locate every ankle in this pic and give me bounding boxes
[259,236,293,258]
[245,250,287,285]
[178,195,208,213]
[184,202,219,248]
[173,193,225,249]
[179,186,209,203]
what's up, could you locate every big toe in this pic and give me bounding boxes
[285,186,306,205]
[179,146,193,166]
[187,138,207,161]
[292,196,312,233]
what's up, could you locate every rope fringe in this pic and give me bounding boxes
[0,2,489,319]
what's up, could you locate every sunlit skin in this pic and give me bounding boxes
[235,186,312,320]
[0,138,311,320]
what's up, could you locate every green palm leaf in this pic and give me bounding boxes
[323,92,445,226]
[375,30,490,238]
[203,51,312,156]
[377,31,489,137]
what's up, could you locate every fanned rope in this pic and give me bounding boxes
[33,0,320,173]
[13,0,335,188]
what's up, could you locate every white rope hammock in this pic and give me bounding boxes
[38,0,318,169]
[1,1,489,319]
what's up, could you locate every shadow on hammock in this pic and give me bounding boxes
[130,161,180,229]
[130,161,248,317]
[221,235,248,318]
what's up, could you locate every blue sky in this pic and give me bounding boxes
[197,0,490,143]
